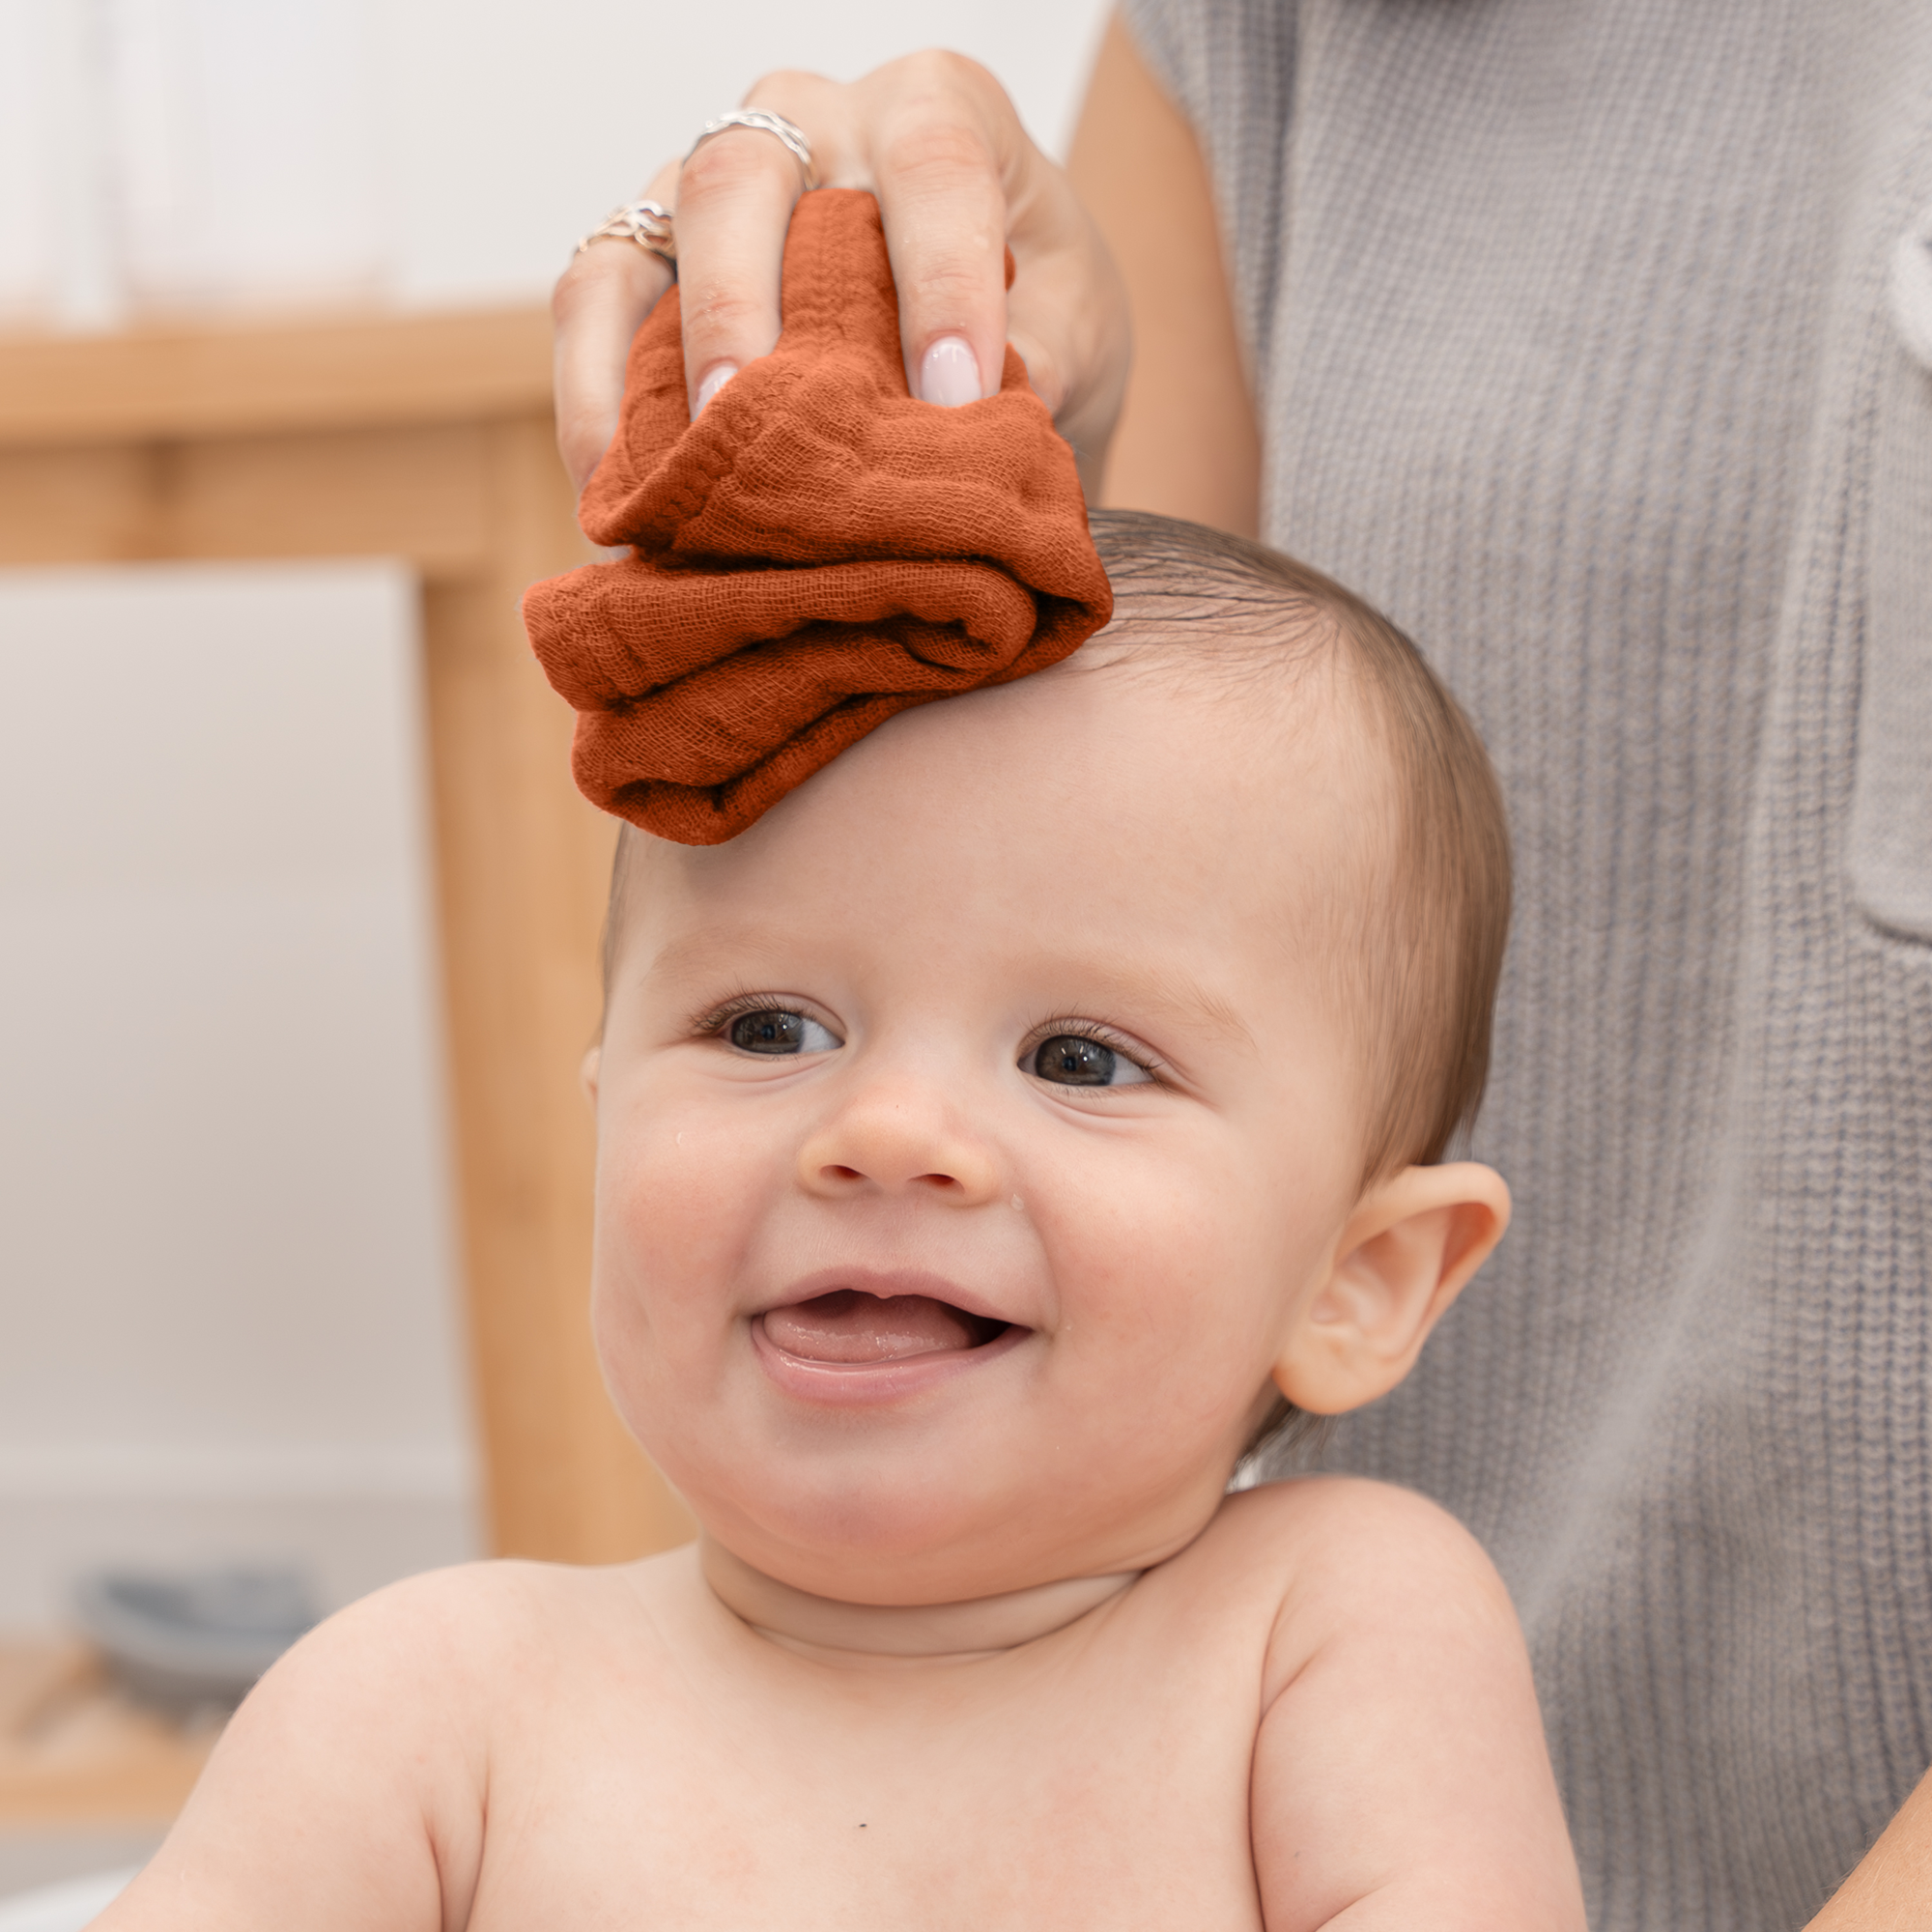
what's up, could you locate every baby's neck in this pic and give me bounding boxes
[699,1536,1139,1664]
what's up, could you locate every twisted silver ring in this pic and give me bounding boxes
[686,109,819,192]
[576,198,676,270]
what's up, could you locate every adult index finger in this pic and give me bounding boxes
[862,52,1025,409]
[670,112,812,419]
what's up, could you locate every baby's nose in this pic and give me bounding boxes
[796,1083,1000,1202]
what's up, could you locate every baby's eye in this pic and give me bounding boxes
[726,1009,839,1056]
[1026,1034,1153,1088]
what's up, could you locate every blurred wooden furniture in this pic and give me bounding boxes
[0,1640,214,1828]
[0,312,693,1566]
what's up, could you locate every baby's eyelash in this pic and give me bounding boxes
[685,1000,1165,1082]
[1021,1018,1167,1082]
[687,990,811,1038]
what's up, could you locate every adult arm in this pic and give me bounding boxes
[1805,1768,1932,1930]
[1066,13,1260,535]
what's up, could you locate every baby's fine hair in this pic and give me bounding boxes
[1083,509,1512,1188]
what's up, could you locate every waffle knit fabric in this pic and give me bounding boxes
[523,189,1111,844]
[1118,1,1932,1924]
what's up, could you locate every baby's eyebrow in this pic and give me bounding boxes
[642,924,794,993]
[1083,962,1257,1053]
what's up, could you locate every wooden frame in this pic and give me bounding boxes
[0,311,693,1569]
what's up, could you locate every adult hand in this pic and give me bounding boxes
[551,52,1131,497]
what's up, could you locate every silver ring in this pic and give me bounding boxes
[686,109,819,192]
[577,198,676,270]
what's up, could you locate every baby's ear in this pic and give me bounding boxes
[581,1044,602,1106]
[1271,1163,1510,1416]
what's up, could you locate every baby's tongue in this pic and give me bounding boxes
[764,1290,984,1364]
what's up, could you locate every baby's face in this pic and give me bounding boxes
[590,656,1386,1605]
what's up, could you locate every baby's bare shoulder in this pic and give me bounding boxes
[204,1558,652,1824]
[1202,1472,1499,1574]
[273,1555,642,1700]
[97,1556,679,1932]
[1189,1477,1515,1663]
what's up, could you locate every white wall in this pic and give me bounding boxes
[1,0,1111,327]
[0,562,476,1625]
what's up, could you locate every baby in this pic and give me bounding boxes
[100,511,1584,1930]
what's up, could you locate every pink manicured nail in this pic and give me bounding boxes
[695,362,737,413]
[918,334,981,407]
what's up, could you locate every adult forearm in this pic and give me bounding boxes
[1066,14,1261,538]
[1806,1767,1932,1930]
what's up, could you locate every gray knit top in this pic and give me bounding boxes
[1117,3,1932,1925]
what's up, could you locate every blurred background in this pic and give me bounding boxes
[0,0,1108,1906]
[0,0,1109,328]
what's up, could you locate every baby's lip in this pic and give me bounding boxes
[757,1266,1017,1331]
[752,1266,1030,1398]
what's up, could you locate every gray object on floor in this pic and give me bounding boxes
[71,1567,317,1711]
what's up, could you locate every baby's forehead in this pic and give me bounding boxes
[630,644,1389,960]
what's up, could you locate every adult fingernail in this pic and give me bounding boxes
[695,362,737,414]
[918,334,981,408]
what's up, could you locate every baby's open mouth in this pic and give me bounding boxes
[760,1290,1009,1366]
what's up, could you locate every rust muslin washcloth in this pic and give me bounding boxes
[521,187,1113,843]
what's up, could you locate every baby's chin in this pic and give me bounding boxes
[665,1431,1240,1617]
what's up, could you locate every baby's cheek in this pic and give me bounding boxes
[591,1089,771,1342]
[1037,1138,1231,1334]
[1041,1131,1321,1400]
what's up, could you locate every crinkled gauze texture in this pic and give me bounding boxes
[522,188,1113,844]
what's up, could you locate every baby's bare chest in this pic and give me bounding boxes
[464,1630,1267,1930]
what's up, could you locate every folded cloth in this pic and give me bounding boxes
[522,187,1113,844]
